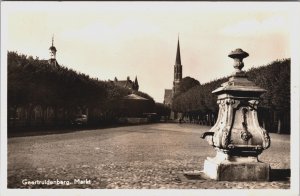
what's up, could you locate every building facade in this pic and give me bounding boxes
[113,76,139,91]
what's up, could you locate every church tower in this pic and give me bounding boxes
[172,37,182,98]
[48,35,57,66]
[134,76,139,91]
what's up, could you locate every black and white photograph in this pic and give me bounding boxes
[0,1,299,196]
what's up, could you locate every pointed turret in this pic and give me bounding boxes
[173,36,183,98]
[134,76,139,91]
[49,34,57,66]
[175,37,181,65]
[49,35,57,53]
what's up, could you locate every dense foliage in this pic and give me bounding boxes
[172,59,290,132]
[172,59,290,113]
[154,102,171,117]
[7,51,155,127]
[246,59,290,111]
[172,77,226,114]
[177,76,200,95]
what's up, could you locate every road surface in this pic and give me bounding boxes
[8,123,290,189]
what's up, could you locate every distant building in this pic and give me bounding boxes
[48,35,58,66]
[163,37,183,106]
[163,89,172,107]
[113,76,139,91]
[118,93,154,121]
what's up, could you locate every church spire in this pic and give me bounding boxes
[175,36,181,65]
[172,35,183,98]
[52,34,54,47]
[49,34,57,66]
[134,76,139,91]
[49,34,57,53]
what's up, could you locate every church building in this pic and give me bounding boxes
[163,37,183,107]
[113,76,139,91]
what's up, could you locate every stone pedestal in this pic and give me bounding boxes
[203,152,270,181]
[200,49,271,181]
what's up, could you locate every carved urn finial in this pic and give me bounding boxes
[228,48,249,74]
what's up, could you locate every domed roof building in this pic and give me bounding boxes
[48,35,58,66]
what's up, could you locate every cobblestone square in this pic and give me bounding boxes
[8,123,290,189]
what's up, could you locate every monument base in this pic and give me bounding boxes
[203,152,270,181]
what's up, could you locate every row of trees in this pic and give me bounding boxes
[172,59,290,133]
[8,51,168,130]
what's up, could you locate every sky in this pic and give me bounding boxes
[2,2,296,103]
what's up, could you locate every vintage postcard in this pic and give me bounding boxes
[1,1,299,196]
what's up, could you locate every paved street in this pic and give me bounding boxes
[8,123,290,189]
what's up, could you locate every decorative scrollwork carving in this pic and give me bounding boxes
[248,100,259,110]
[221,128,231,148]
[262,131,271,149]
[225,99,235,105]
[223,98,240,109]
[218,100,226,112]
[241,131,252,141]
[241,107,252,141]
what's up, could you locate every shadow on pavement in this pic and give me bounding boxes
[270,169,290,181]
[8,123,158,138]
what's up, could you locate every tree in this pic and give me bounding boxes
[178,76,200,94]
[172,58,290,132]
[7,51,157,128]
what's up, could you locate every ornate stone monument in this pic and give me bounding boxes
[201,48,271,181]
